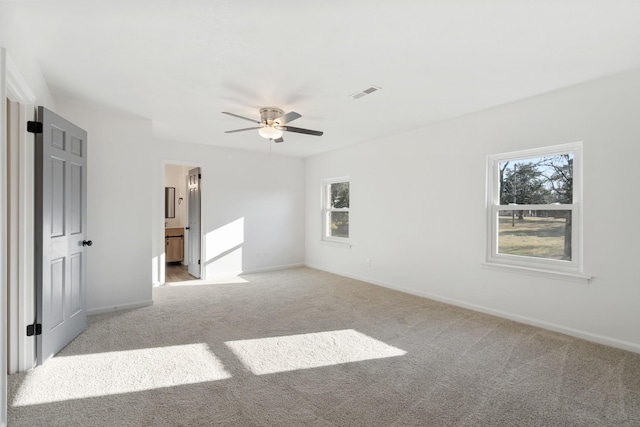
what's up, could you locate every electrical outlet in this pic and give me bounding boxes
[365,258,371,266]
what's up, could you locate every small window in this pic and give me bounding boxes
[486,142,584,277]
[322,178,350,241]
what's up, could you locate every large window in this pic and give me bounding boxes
[486,142,587,279]
[323,177,350,241]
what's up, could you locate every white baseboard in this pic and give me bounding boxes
[241,263,305,275]
[305,263,640,354]
[88,299,153,316]
[200,263,305,281]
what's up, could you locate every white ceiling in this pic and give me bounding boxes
[5,0,640,157]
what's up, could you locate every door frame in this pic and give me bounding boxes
[5,52,37,373]
[2,48,37,427]
[158,160,204,285]
[186,167,201,279]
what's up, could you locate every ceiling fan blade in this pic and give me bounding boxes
[224,126,262,133]
[273,137,284,143]
[275,111,301,125]
[279,125,323,136]
[222,111,261,124]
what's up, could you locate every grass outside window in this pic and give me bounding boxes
[498,213,570,260]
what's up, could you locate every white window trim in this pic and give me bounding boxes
[322,176,350,244]
[484,142,591,283]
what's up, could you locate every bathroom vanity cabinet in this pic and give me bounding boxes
[165,227,184,262]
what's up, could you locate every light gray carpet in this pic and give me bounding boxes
[8,267,640,426]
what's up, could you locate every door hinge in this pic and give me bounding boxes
[198,173,201,179]
[27,121,43,134]
[198,259,201,265]
[26,323,42,336]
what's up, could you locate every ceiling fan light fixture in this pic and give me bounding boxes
[223,108,323,142]
[258,126,283,140]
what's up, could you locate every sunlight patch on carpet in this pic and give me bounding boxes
[12,344,231,406]
[225,329,406,375]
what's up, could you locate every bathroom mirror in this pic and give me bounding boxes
[165,187,175,218]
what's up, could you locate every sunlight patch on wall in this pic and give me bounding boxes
[151,254,163,286]
[225,329,406,375]
[205,247,243,276]
[204,217,244,275]
[12,344,231,406]
[205,217,244,260]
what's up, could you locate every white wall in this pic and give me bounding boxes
[306,69,640,352]
[152,140,305,284]
[57,103,154,314]
[0,7,56,112]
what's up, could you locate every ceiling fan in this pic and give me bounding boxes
[222,108,323,143]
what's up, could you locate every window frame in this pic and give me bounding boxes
[322,177,350,243]
[485,142,589,281]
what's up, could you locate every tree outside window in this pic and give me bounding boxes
[323,179,349,240]
[499,154,573,260]
[487,142,583,273]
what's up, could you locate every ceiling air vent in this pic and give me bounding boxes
[350,86,381,100]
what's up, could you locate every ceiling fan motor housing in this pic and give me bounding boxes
[260,107,284,125]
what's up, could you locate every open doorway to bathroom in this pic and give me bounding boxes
[164,164,201,283]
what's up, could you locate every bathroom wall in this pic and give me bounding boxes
[164,164,189,229]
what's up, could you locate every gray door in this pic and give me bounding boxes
[35,106,88,364]
[187,168,201,278]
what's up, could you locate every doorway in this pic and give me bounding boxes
[164,164,201,284]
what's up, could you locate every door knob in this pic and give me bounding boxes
[82,240,93,247]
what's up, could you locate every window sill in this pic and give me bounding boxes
[321,239,352,249]
[481,262,592,284]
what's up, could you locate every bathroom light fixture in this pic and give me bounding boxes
[258,125,283,140]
